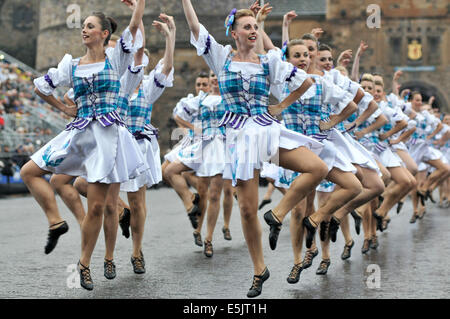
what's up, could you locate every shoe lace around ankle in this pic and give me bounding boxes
[250,276,262,290]
[105,260,115,273]
[304,249,315,263]
[80,267,92,284]
[205,241,213,253]
[319,260,329,270]
[289,263,302,278]
[133,256,144,269]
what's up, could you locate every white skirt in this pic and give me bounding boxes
[177,135,226,177]
[164,134,193,163]
[408,141,442,166]
[120,137,162,192]
[372,147,404,168]
[391,141,408,152]
[339,131,380,172]
[319,139,357,174]
[260,162,298,189]
[222,119,324,186]
[31,121,147,184]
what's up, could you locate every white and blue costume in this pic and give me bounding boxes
[190,24,323,186]
[32,28,147,184]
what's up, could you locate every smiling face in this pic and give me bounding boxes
[209,70,219,91]
[287,44,310,71]
[81,16,109,47]
[373,84,384,102]
[443,114,450,125]
[318,50,333,71]
[411,93,422,111]
[231,16,258,50]
[360,80,374,95]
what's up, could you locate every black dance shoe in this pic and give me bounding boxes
[370,236,379,250]
[192,193,200,206]
[417,191,426,206]
[361,239,371,254]
[329,216,341,242]
[258,199,272,210]
[193,231,203,247]
[410,214,418,224]
[425,190,435,203]
[341,240,354,260]
[302,248,318,269]
[303,217,318,249]
[372,211,384,232]
[78,261,93,291]
[263,210,282,250]
[104,259,116,280]
[131,252,146,274]
[319,220,330,242]
[247,267,270,298]
[396,201,404,214]
[45,221,69,254]
[287,263,303,284]
[222,227,232,241]
[350,210,362,235]
[204,240,213,258]
[316,259,331,275]
[187,205,200,229]
[119,208,131,239]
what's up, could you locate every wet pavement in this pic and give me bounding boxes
[0,187,449,299]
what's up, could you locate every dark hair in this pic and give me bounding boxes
[197,71,209,79]
[319,43,332,52]
[91,12,117,46]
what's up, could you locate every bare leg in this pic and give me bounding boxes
[79,182,110,267]
[182,170,200,192]
[164,161,196,211]
[50,174,85,227]
[236,171,266,275]
[195,177,210,234]
[127,187,147,258]
[20,161,64,227]
[270,147,328,222]
[103,183,120,261]
[222,179,233,230]
[204,175,224,242]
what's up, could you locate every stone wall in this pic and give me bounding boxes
[0,0,40,67]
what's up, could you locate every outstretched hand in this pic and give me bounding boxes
[283,11,297,26]
[249,1,261,16]
[338,49,353,67]
[256,3,273,24]
[357,40,368,56]
[121,0,136,10]
[311,28,324,39]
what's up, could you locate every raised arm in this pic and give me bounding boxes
[256,3,275,53]
[282,11,296,44]
[392,70,403,97]
[182,0,201,41]
[154,14,176,76]
[337,49,352,68]
[351,41,368,82]
[126,0,145,38]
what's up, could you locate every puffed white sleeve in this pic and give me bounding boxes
[142,59,175,105]
[321,78,354,114]
[423,110,440,131]
[174,93,203,123]
[66,88,75,100]
[401,102,413,115]
[34,54,73,95]
[107,27,144,78]
[407,119,417,130]
[190,24,232,76]
[266,48,309,92]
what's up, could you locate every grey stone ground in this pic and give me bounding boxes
[0,187,449,299]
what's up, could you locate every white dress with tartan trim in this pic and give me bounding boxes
[31,28,148,184]
[191,24,324,186]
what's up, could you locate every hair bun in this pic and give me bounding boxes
[107,16,118,34]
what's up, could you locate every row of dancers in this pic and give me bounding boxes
[21,0,449,298]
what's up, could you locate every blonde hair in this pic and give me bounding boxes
[361,73,374,83]
[225,9,255,31]
[335,66,348,77]
[110,34,120,42]
[286,39,306,59]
